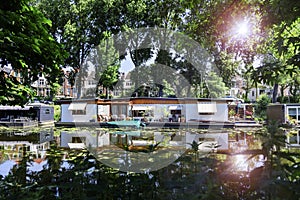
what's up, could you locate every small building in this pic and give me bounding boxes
[28,103,55,125]
[267,103,300,125]
[0,103,54,127]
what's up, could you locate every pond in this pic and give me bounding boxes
[0,126,299,199]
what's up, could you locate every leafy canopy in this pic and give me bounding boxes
[0,0,67,105]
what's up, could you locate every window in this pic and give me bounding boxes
[45,109,50,114]
[125,82,132,86]
[72,137,86,143]
[287,107,300,122]
[287,130,300,147]
[252,91,255,97]
[72,110,86,115]
[39,79,45,86]
[88,80,96,85]
[113,91,119,96]
[46,88,51,96]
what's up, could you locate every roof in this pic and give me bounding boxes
[57,97,234,105]
[0,105,32,110]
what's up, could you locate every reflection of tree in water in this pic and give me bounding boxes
[1,128,300,199]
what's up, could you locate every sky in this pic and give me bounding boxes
[120,55,135,73]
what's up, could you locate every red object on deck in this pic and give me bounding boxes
[245,110,252,116]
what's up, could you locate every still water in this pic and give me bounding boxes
[0,127,299,199]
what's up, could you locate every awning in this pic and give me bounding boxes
[131,106,151,110]
[169,105,182,110]
[198,103,217,113]
[68,103,87,110]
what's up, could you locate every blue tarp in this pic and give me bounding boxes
[107,120,140,128]
[113,131,141,137]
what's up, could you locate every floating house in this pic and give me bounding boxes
[59,97,234,124]
[267,103,300,125]
[0,103,54,127]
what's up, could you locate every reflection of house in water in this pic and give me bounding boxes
[183,131,228,151]
[0,129,53,162]
[60,129,230,153]
[60,130,110,149]
[60,130,144,149]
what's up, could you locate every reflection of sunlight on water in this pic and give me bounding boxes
[232,154,265,173]
[233,155,249,172]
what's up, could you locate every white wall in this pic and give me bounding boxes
[61,104,97,122]
[153,105,167,121]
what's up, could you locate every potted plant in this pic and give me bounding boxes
[229,109,235,121]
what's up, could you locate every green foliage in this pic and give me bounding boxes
[53,105,61,122]
[277,95,300,103]
[254,4,300,102]
[205,72,228,98]
[162,79,175,97]
[36,0,114,98]
[98,65,120,99]
[254,94,271,121]
[254,123,300,199]
[0,0,67,106]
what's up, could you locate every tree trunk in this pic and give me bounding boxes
[105,87,109,99]
[272,83,279,103]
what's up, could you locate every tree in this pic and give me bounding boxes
[205,72,228,98]
[85,36,120,98]
[254,94,271,121]
[98,65,120,99]
[251,1,300,102]
[36,0,113,98]
[0,0,66,106]
[162,79,175,97]
[185,0,264,87]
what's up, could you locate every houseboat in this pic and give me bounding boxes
[57,97,237,128]
[0,103,54,127]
